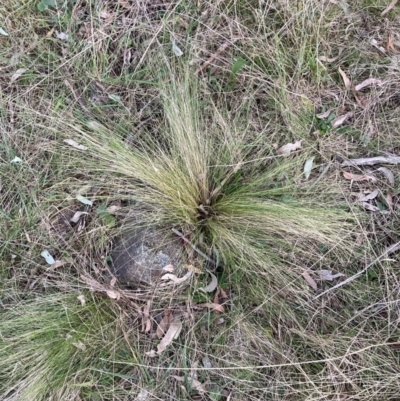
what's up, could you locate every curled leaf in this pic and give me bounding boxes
[343,171,377,182]
[377,167,395,186]
[304,157,315,180]
[301,270,317,290]
[276,140,302,156]
[361,202,380,212]
[161,270,192,284]
[10,68,27,83]
[316,109,333,119]
[157,318,183,354]
[316,270,345,281]
[70,211,88,223]
[41,250,55,265]
[355,78,383,91]
[332,112,353,128]
[199,272,218,293]
[338,67,351,89]
[358,189,379,201]
[63,139,88,150]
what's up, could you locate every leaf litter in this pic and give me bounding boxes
[316,270,345,281]
[276,140,302,156]
[343,171,377,182]
[199,272,218,292]
[156,317,183,355]
[304,157,315,180]
[301,270,317,290]
[377,167,395,186]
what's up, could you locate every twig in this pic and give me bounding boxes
[172,228,217,266]
[340,155,400,167]
[313,241,400,301]
[196,39,238,74]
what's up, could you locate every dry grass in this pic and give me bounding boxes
[1,0,400,400]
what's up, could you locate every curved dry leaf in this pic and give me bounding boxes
[386,192,393,209]
[161,270,192,284]
[316,270,345,281]
[171,375,206,393]
[355,78,383,91]
[199,272,218,293]
[198,303,225,313]
[377,167,395,186]
[77,295,86,306]
[361,202,380,212]
[70,211,88,223]
[338,67,351,89]
[343,171,377,182]
[358,189,379,201]
[106,290,121,300]
[162,264,175,272]
[332,112,353,128]
[63,139,88,151]
[142,301,152,333]
[156,309,172,339]
[10,68,27,83]
[157,318,183,354]
[304,157,315,180]
[41,250,55,265]
[316,109,333,119]
[301,270,317,290]
[276,140,302,156]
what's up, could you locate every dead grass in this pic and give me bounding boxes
[1,0,400,400]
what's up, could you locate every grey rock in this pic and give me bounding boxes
[110,227,182,285]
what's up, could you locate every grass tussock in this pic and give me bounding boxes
[1,0,400,400]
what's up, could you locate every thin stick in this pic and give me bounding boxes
[196,39,238,74]
[313,241,400,301]
[341,155,400,167]
[172,228,217,266]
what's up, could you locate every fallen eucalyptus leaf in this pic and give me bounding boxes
[304,156,315,180]
[157,318,183,354]
[41,250,55,265]
[161,270,192,284]
[361,202,380,212]
[162,264,175,272]
[316,269,345,281]
[10,68,27,83]
[63,139,88,150]
[199,272,218,293]
[301,270,317,290]
[76,194,93,206]
[316,109,333,119]
[355,78,383,91]
[338,67,351,89]
[343,171,377,182]
[276,140,302,156]
[10,156,22,163]
[0,28,9,36]
[377,167,395,186]
[358,189,379,201]
[70,211,88,223]
[332,112,353,128]
[156,309,172,339]
[171,375,206,393]
[77,295,86,306]
[172,41,183,57]
[55,31,68,41]
[198,303,225,313]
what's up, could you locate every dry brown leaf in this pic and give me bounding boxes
[381,0,398,16]
[301,270,317,290]
[80,274,121,300]
[316,270,345,281]
[106,290,121,300]
[316,109,333,119]
[161,270,192,284]
[343,171,377,182]
[77,295,86,306]
[70,211,88,223]
[63,139,88,151]
[386,35,399,53]
[110,277,117,287]
[386,192,393,209]
[157,318,183,354]
[171,375,206,393]
[198,303,225,313]
[10,68,27,83]
[276,140,302,156]
[142,301,152,333]
[354,78,383,91]
[106,205,121,214]
[162,264,175,272]
[358,189,379,201]
[377,167,395,186]
[338,67,351,89]
[361,202,380,212]
[332,112,353,128]
[199,272,218,293]
[156,309,172,339]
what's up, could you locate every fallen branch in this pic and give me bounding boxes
[340,155,400,167]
